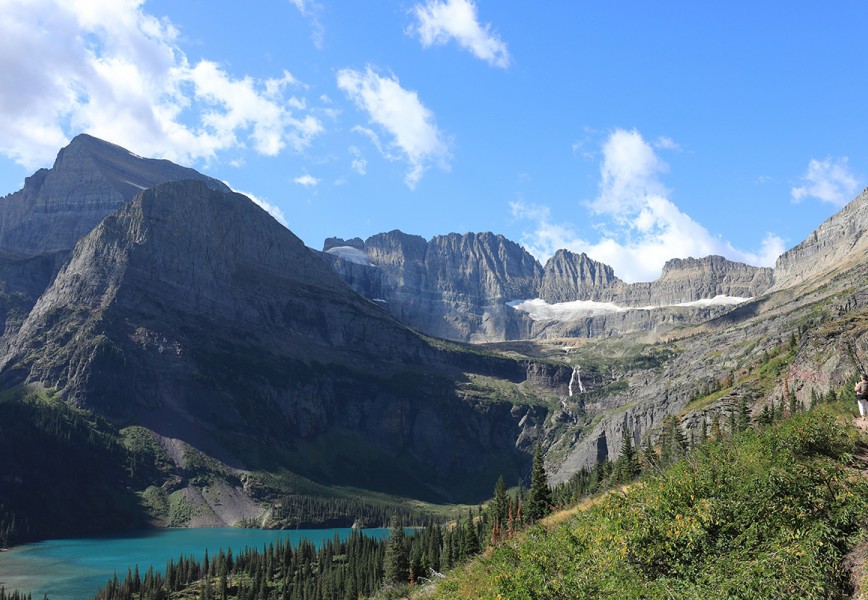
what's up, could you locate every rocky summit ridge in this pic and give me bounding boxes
[323,235,774,342]
[772,186,867,291]
[0,133,229,255]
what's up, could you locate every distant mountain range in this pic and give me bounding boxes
[0,134,864,545]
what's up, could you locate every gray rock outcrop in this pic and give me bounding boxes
[0,133,229,255]
[325,233,774,342]
[325,231,543,341]
[540,250,620,303]
[772,187,868,291]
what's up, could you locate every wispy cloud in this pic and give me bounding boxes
[0,0,322,170]
[288,0,325,49]
[791,157,860,206]
[294,174,319,187]
[349,146,367,175]
[337,66,450,188]
[226,183,288,226]
[653,136,681,151]
[408,0,510,68]
[512,129,785,282]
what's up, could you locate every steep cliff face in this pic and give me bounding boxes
[540,185,868,481]
[325,231,542,341]
[614,255,774,306]
[0,134,229,255]
[539,250,620,303]
[772,187,868,291]
[0,180,539,505]
[545,260,868,483]
[326,233,774,342]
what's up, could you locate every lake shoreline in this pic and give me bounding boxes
[0,526,393,600]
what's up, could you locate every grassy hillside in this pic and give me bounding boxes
[430,397,868,599]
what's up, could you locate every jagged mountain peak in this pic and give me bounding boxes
[540,249,620,303]
[0,134,229,255]
[4,179,439,411]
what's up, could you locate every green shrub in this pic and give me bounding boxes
[436,405,867,599]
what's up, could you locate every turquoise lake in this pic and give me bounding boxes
[0,527,389,600]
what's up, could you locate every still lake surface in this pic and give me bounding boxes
[0,527,389,600]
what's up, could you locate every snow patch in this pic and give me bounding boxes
[507,298,635,321]
[673,295,752,308]
[508,295,751,322]
[326,246,372,266]
[124,180,148,190]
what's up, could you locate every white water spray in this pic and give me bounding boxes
[568,366,585,397]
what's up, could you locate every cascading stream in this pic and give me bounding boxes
[568,365,585,397]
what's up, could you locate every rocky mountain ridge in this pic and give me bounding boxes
[324,235,774,342]
[0,178,556,541]
[0,133,229,255]
[772,186,867,290]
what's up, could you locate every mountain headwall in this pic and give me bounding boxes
[539,250,620,303]
[325,236,774,342]
[325,231,543,341]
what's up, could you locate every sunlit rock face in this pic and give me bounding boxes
[772,188,868,291]
[0,134,229,255]
[324,234,774,342]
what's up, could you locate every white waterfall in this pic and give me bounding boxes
[568,365,585,397]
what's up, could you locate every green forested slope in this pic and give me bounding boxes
[432,398,868,599]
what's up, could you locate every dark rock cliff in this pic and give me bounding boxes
[0,180,538,503]
[326,230,542,342]
[540,250,620,303]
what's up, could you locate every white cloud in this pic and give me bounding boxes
[510,201,588,259]
[592,128,669,215]
[0,0,322,170]
[791,157,860,206]
[337,66,450,188]
[225,183,288,227]
[409,0,510,68]
[512,129,783,282]
[289,0,324,49]
[349,146,367,175]
[294,174,319,187]
[653,136,681,151]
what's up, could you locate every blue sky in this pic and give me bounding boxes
[1,1,865,282]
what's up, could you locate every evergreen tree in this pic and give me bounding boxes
[461,512,480,558]
[757,404,772,426]
[614,425,640,483]
[383,516,409,585]
[641,435,657,471]
[527,442,553,522]
[491,475,508,541]
[660,416,688,465]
